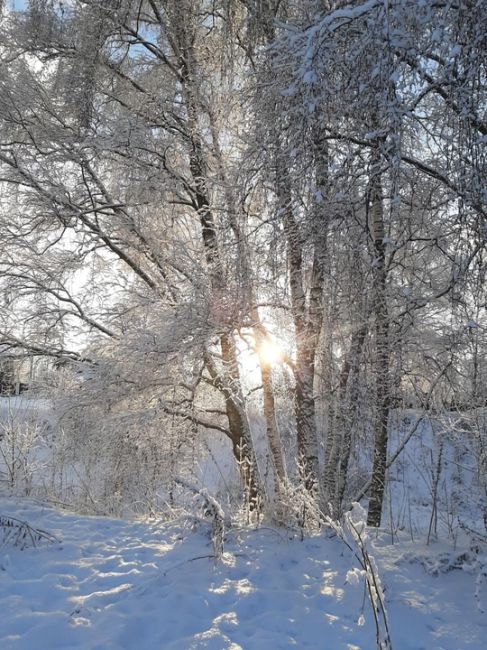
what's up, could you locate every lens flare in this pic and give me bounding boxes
[258,338,284,365]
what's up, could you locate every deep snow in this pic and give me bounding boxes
[1,498,486,650]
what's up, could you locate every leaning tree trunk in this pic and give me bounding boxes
[207,106,286,492]
[220,334,261,509]
[252,320,287,486]
[175,25,262,507]
[257,339,287,485]
[367,147,390,528]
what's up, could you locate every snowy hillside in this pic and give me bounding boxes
[0,498,486,650]
[384,410,487,539]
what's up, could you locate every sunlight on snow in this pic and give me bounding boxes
[191,612,242,650]
[321,584,345,599]
[320,571,345,600]
[70,583,133,607]
[209,578,256,595]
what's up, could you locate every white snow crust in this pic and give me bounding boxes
[0,498,486,649]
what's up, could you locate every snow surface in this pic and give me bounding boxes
[1,498,486,650]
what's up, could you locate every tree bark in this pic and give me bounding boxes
[367,147,390,527]
[336,324,367,511]
[207,106,286,491]
[258,347,287,484]
[276,169,320,491]
[220,333,261,509]
[174,18,262,507]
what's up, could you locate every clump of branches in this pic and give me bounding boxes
[272,473,322,538]
[0,514,59,550]
[175,478,225,562]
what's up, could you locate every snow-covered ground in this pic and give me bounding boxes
[1,498,486,650]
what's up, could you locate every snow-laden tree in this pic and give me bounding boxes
[265,0,486,524]
[0,0,276,510]
[0,0,485,525]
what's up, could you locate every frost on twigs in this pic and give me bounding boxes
[274,474,321,536]
[174,479,225,562]
[475,562,487,614]
[324,503,392,650]
[0,514,59,550]
[344,503,392,650]
[345,502,368,539]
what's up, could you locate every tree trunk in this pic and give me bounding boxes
[367,148,390,527]
[220,333,261,509]
[174,23,262,507]
[323,325,367,513]
[336,324,367,511]
[207,106,286,492]
[257,3,325,496]
[276,132,329,495]
[277,170,320,491]
[259,349,287,485]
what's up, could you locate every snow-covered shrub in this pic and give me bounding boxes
[0,402,46,496]
[271,472,322,536]
[384,408,487,542]
[47,353,203,516]
[325,503,392,650]
[175,479,225,561]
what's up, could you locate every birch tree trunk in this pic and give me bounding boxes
[336,324,368,511]
[276,168,320,491]
[276,130,328,495]
[174,15,262,507]
[367,146,390,527]
[207,107,286,491]
[248,0,325,496]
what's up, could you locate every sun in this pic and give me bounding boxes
[258,338,284,366]
[237,332,287,384]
